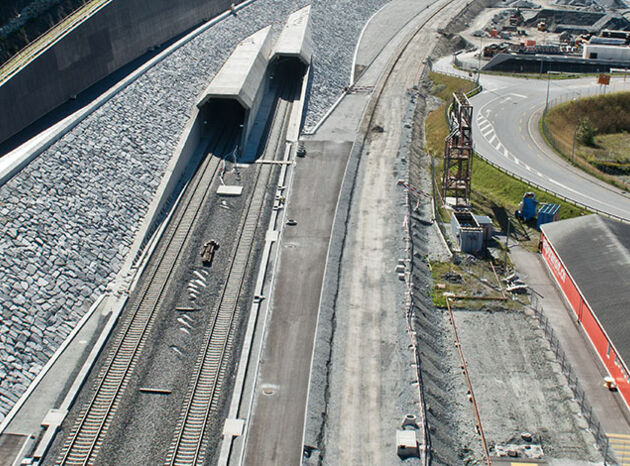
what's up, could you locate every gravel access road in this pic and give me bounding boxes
[316,0,475,463]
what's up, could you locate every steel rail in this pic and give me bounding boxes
[56,126,237,465]
[165,77,298,466]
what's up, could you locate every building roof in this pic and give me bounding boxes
[541,215,630,367]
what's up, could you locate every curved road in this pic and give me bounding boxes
[434,56,630,221]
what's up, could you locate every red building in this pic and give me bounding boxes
[540,215,630,411]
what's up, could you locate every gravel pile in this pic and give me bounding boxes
[0,0,389,419]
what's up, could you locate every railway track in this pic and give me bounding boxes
[56,126,239,465]
[164,76,298,466]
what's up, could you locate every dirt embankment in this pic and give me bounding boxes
[408,0,601,463]
[545,92,630,184]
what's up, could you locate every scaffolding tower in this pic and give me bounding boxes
[442,90,473,206]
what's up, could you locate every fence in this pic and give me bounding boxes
[529,291,616,465]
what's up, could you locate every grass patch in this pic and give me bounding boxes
[543,91,630,190]
[471,155,586,221]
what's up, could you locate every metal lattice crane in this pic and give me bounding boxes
[442,90,473,206]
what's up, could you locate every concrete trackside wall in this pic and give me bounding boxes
[126,109,204,268]
[0,0,236,145]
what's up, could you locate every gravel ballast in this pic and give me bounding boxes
[0,0,390,419]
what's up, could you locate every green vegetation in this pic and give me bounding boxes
[543,92,630,189]
[426,72,586,222]
[425,72,589,256]
[471,155,586,221]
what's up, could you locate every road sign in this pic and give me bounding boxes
[598,73,611,85]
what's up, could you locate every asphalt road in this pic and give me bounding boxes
[242,140,352,465]
[434,57,630,221]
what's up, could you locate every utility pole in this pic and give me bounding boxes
[477,36,483,84]
[504,219,511,275]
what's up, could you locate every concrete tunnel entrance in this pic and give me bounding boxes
[198,98,246,152]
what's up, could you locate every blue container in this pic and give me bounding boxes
[521,192,538,221]
[537,203,560,229]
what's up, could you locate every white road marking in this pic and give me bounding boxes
[482,127,494,137]
[488,134,497,145]
[503,148,509,158]
[511,93,527,99]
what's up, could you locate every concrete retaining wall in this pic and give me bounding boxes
[0,0,237,145]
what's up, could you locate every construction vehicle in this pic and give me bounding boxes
[201,240,219,265]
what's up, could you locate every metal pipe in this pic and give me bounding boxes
[445,298,491,465]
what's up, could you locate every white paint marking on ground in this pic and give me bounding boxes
[478,120,492,131]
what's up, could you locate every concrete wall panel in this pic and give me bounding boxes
[0,0,235,144]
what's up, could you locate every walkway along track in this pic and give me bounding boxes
[56,126,238,465]
[164,74,299,466]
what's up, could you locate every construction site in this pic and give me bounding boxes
[0,0,630,465]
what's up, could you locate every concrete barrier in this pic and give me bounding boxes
[0,0,238,145]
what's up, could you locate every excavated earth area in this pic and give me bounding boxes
[407,73,484,465]
[0,0,392,418]
[455,308,601,463]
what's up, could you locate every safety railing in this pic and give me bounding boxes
[529,291,616,465]
[473,149,629,224]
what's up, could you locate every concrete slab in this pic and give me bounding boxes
[272,5,313,65]
[40,409,67,428]
[242,140,353,465]
[217,185,243,196]
[223,418,245,437]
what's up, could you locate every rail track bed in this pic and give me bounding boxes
[165,78,298,466]
[50,69,300,466]
[55,127,237,465]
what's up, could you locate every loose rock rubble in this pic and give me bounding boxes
[0,0,388,419]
